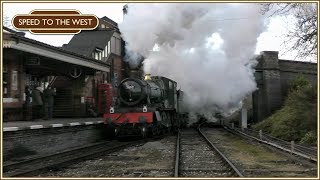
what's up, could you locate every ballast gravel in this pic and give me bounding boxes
[38,135,176,177]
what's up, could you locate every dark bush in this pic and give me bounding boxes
[254,75,317,144]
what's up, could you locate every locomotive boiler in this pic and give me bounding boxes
[103,74,186,137]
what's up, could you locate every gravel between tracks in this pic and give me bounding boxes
[179,129,233,177]
[38,136,176,177]
[33,127,318,178]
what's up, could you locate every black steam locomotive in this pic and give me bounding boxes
[103,74,187,137]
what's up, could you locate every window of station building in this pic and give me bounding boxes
[104,45,107,58]
[104,41,110,58]
[110,36,121,56]
[101,24,106,29]
[115,37,121,55]
[108,41,111,55]
[111,36,116,54]
[2,63,9,97]
[92,48,103,60]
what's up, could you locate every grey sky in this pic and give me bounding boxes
[3,2,303,60]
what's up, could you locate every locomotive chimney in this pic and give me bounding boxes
[144,74,152,81]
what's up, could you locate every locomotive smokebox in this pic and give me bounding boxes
[118,78,147,106]
[118,77,164,107]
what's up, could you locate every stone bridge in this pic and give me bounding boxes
[232,51,317,128]
[251,51,317,123]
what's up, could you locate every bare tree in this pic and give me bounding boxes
[261,3,317,60]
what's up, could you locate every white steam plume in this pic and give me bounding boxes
[119,3,267,115]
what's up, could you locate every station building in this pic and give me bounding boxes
[62,16,126,93]
[2,17,128,121]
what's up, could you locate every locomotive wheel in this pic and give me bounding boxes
[156,127,160,135]
[161,112,167,123]
[152,126,158,136]
[103,125,115,140]
[165,112,172,134]
[141,126,147,138]
[161,111,170,128]
[161,129,165,135]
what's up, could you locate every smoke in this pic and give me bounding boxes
[119,3,267,114]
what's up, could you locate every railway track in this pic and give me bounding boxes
[5,124,315,177]
[3,136,164,177]
[225,126,317,162]
[201,126,317,177]
[174,124,243,177]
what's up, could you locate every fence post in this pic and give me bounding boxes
[231,122,234,129]
[291,141,294,154]
[259,130,262,140]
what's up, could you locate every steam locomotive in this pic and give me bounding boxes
[103,74,187,137]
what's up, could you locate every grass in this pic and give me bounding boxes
[215,131,282,166]
[228,136,280,161]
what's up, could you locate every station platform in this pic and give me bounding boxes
[2,117,105,132]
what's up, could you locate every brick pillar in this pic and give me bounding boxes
[261,51,282,115]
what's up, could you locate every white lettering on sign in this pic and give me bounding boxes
[72,18,93,26]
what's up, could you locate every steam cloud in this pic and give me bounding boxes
[119,3,266,117]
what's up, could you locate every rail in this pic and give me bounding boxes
[198,124,244,177]
[174,130,180,177]
[3,135,165,177]
[225,123,317,162]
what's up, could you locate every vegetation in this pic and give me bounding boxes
[254,75,317,144]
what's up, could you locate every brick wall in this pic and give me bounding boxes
[279,60,317,98]
[113,56,124,85]
[279,60,317,74]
